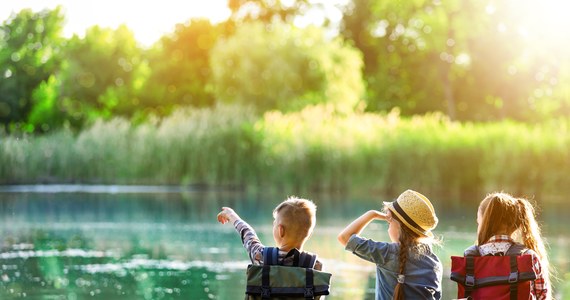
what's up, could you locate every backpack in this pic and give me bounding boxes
[245,247,332,299]
[450,243,537,300]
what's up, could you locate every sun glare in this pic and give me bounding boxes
[0,0,231,46]
[509,0,570,55]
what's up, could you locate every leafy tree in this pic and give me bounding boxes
[210,21,364,113]
[58,25,144,126]
[228,0,310,23]
[341,0,468,117]
[0,7,64,129]
[341,0,567,121]
[140,19,222,114]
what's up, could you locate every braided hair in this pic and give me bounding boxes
[390,212,431,300]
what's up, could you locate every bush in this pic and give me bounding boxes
[210,21,364,113]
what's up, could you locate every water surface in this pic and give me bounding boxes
[0,186,567,299]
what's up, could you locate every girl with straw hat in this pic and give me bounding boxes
[338,189,442,300]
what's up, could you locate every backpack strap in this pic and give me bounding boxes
[464,245,481,257]
[298,251,318,269]
[508,255,518,300]
[463,245,479,299]
[262,247,280,266]
[505,243,530,300]
[505,243,528,256]
[305,268,315,300]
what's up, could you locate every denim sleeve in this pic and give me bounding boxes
[345,234,393,266]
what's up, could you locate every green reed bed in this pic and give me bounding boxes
[1,105,569,200]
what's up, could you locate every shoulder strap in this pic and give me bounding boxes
[464,245,481,257]
[298,250,318,268]
[263,247,280,265]
[506,243,528,256]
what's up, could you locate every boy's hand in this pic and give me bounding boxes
[217,207,239,224]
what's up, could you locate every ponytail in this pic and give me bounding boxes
[516,198,552,299]
[478,193,552,299]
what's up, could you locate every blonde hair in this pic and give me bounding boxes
[478,192,552,299]
[273,196,316,242]
[385,207,435,300]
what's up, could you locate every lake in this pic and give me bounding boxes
[0,186,568,299]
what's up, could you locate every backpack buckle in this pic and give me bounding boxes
[508,272,518,283]
[261,287,271,298]
[465,274,475,287]
[304,287,314,297]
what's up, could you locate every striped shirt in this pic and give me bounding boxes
[479,235,547,300]
[233,219,322,270]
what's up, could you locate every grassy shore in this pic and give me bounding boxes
[1,104,569,203]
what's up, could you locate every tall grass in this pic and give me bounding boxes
[1,104,569,202]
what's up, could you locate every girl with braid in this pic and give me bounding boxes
[338,190,442,300]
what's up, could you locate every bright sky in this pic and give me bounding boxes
[0,0,232,46]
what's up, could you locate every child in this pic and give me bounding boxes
[471,192,551,299]
[217,196,322,270]
[337,189,442,300]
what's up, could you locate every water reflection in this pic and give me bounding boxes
[0,189,567,299]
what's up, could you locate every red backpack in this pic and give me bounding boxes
[451,243,537,300]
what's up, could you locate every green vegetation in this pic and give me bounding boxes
[2,1,569,134]
[210,21,364,112]
[0,1,569,199]
[2,105,568,202]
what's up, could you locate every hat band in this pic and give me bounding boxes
[392,201,427,235]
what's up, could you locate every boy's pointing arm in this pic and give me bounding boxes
[217,207,265,264]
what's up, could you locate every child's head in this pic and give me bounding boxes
[477,192,544,250]
[383,190,438,300]
[384,189,438,242]
[272,196,316,248]
[477,192,551,297]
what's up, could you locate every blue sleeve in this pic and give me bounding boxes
[345,234,395,265]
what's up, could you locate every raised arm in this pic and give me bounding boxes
[217,207,265,264]
[337,210,387,246]
[217,207,240,225]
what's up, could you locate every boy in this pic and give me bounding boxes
[217,196,322,270]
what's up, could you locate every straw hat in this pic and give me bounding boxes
[384,190,438,238]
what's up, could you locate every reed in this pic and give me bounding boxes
[1,104,568,202]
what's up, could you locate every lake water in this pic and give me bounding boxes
[0,186,568,299]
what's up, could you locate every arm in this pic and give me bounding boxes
[217,207,240,225]
[217,207,265,264]
[531,253,548,300]
[337,210,387,246]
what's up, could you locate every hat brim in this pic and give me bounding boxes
[383,201,433,238]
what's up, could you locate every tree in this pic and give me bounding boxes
[57,25,144,126]
[0,7,64,129]
[140,19,222,114]
[210,21,364,113]
[228,0,310,23]
[341,0,567,121]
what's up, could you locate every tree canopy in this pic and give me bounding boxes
[0,0,568,133]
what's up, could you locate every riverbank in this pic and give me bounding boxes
[1,105,569,205]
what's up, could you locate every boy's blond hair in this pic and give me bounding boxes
[273,196,316,241]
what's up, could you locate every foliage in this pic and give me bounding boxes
[0,7,65,129]
[57,25,145,126]
[140,19,222,114]
[340,0,570,121]
[2,105,569,201]
[210,21,364,113]
[228,0,310,23]
[0,105,259,185]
